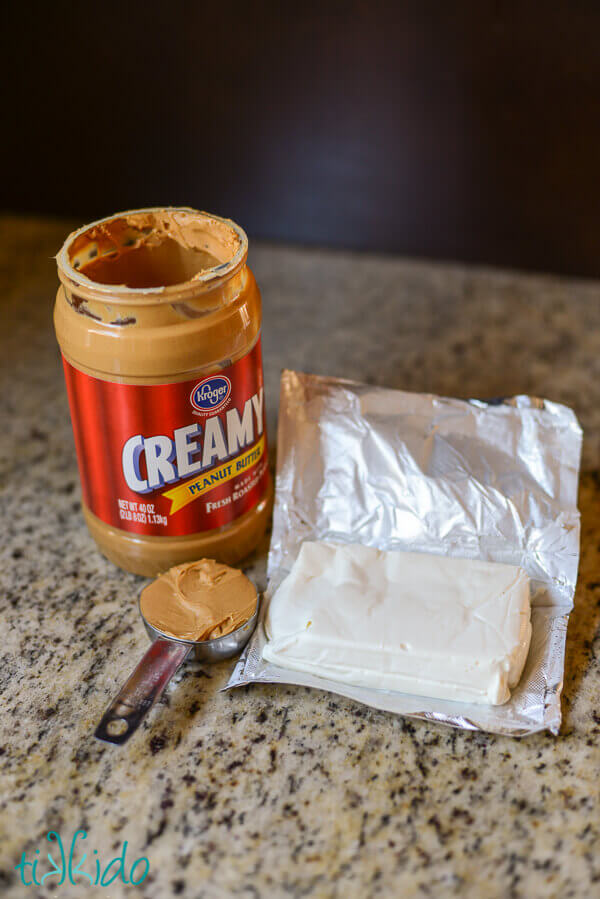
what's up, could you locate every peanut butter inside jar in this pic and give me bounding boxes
[54,208,272,577]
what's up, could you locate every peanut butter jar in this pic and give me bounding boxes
[54,207,272,576]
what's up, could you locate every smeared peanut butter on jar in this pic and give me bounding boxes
[140,560,258,641]
[54,208,272,577]
[66,208,240,291]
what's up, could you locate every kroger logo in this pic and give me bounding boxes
[190,375,232,413]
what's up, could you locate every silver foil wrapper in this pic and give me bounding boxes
[226,370,583,736]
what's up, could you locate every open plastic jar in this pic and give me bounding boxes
[55,207,272,576]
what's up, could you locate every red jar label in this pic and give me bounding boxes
[62,341,269,537]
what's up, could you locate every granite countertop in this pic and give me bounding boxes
[0,216,598,898]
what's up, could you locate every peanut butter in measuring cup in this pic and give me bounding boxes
[54,207,272,576]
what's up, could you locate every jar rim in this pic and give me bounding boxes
[56,206,248,304]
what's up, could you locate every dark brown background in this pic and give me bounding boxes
[3,1,600,276]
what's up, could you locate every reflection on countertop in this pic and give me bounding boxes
[0,216,599,898]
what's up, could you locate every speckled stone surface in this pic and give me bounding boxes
[0,216,599,898]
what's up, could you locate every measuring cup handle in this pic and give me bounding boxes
[95,639,192,745]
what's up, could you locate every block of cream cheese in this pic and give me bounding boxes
[263,542,532,705]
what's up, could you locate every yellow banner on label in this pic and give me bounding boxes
[162,435,266,515]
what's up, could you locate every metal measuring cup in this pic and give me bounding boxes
[95,595,259,745]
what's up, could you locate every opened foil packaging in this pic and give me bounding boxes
[226,370,583,736]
